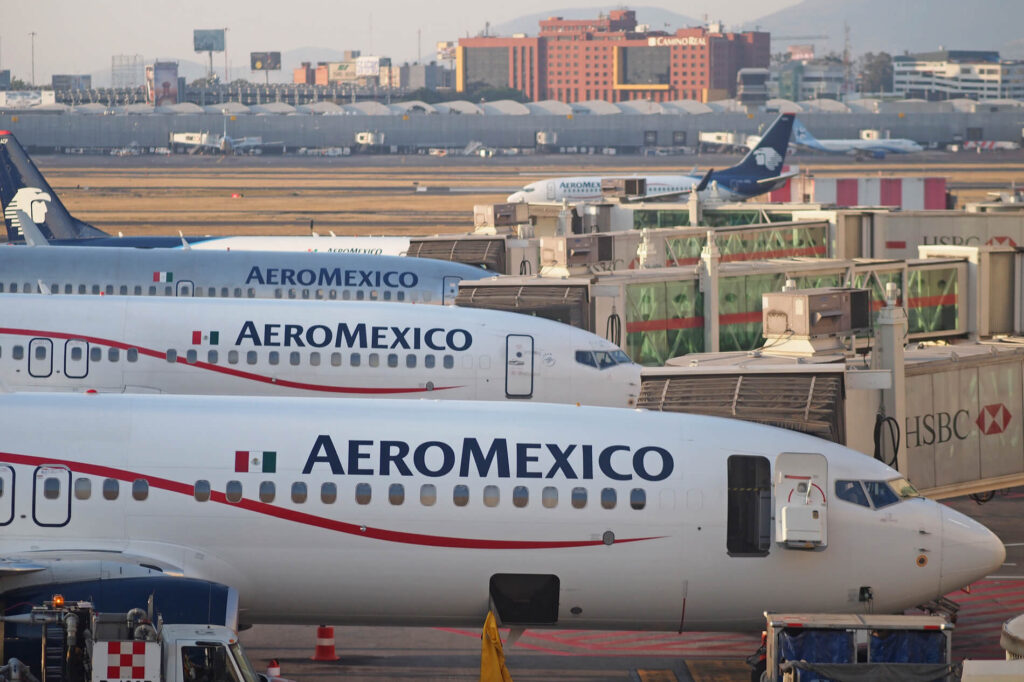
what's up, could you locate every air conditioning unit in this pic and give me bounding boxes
[761,287,871,357]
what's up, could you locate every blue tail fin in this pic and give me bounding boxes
[791,118,826,150]
[0,131,109,243]
[724,113,795,179]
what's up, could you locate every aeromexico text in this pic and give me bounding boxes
[301,435,674,481]
[236,322,472,351]
[245,267,418,288]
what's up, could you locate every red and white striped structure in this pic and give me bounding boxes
[770,175,947,209]
[95,641,160,681]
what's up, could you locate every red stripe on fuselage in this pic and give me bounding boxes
[0,327,460,395]
[0,451,662,550]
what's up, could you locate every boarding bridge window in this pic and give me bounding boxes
[571,487,587,509]
[127,348,138,362]
[863,481,900,509]
[453,484,469,507]
[228,351,239,365]
[369,353,380,367]
[836,480,870,508]
[443,355,454,369]
[425,355,435,369]
[90,347,102,363]
[102,478,119,501]
[194,480,211,502]
[74,478,91,500]
[355,482,372,505]
[387,353,398,368]
[246,351,257,365]
[420,484,436,506]
[226,481,243,503]
[43,477,61,500]
[601,488,617,510]
[186,350,198,364]
[268,351,279,366]
[542,487,558,508]
[727,455,771,557]
[166,349,177,363]
[108,348,119,362]
[331,353,342,367]
[406,355,416,369]
[207,350,218,364]
[291,482,307,504]
[132,479,149,501]
[12,346,24,360]
[119,286,128,295]
[513,486,529,508]
[310,352,321,367]
[290,352,300,366]
[389,484,405,505]
[351,353,361,367]
[259,481,275,503]
[320,482,337,504]
[483,485,500,507]
[630,488,646,510]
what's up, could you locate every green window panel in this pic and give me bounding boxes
[719,273,786,352]
[625,280,704,365]
[906,267,959,334]
[853,270,905,325]
[664,237,703,265]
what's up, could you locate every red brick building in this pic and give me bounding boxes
[457,10,769,103]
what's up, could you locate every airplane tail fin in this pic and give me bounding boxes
[725,113,795,179]
[0,130,109,242]
[791,118,825,150]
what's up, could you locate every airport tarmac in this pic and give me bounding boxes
[236,488,1024,682]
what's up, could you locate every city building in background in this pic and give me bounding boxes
[456,10,768,103]
[0,71,10,91]
[771,47,845,101]
[893,50,1024,100]
[51,75,93,91]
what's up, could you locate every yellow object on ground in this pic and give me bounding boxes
[480,611,513,682]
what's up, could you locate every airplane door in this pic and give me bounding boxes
[505,334,534,398]
[0,466,14,525]
[28,338,53,378]
[545,181,556,200]
[33,465,71,527]
[176,280,194,297]
[442,276,461,305]
[64,339,89,379]
[774,452,828,550]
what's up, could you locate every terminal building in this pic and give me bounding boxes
[456,10,768,103]
[893,50,1024,100]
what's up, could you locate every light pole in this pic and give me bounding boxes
[28,31,36,86]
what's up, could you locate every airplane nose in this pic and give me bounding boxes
[938,505,1005,594]
[507,193,525,203]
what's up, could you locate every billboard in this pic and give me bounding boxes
[436,41,456,61]
[327,62,357,83]
[194,29,226,52]
[152,61,179,106]
[356,56,387,77]
[250,52,282,71]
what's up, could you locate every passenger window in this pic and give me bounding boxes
[259,481,275,503]
[350,353,361,367]
[420,484,436,506]
[108,348,119,362]
[247,351,257,365]
[74,478,91,500]
[194,480,211,502]
[90,285,99,295]
[443,355,454,369]
[630,488,646,510]
[331,352,342,367]
[274,288,283,299]
[228,350,239,364]
[836,480,871,508]
[369,353,380,367]
[406,355,416,368]
[9,283,16,293]
[127,348,139,362]
[316,289,325,299]
[43,477,61,500]
[35,345,47,360]
[355,482,372,505]
[389,483,405,505]
[425,355,435,369]
[79,284,87,294]
[207,350,218,364]
[310,352,321,367]
[356,290,365,300]
[483,485,500,507]
[70,347,84,361]
[571,487,587,509]
[422,292,431,303]
[221,287,229,297]
[601,488,616,509]
[287,289,296,299]
[226,481,243,503]
[321,482,337,504]
[329,290,337,300]
[542,486,558,508]
[397,291,405,301]
[12,346,23,360]
[105,285,114,295]
[387,353,398,368]
[233,288,242,297]
[453,484,469,507]
[301,289,310,299]
[102,478,119,500]
[370,290,378,300]
[119,285,128,295]
[164,286,172,296]
[290,351,300,366]
[513,486,529,508]
[90,347,102,362]
[132,479,149,501]
[166,349,177,363]
[65,284,73,294]
[208,287,217,297]
[863,481,900,509]
[269,351,279,365]
[134,286,142,295]
[383,290,392,301]
[291,482,307,504]
[247,288,256,298]
[343,290,351,300]
[186,349,198,364]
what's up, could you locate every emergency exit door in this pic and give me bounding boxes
[0,466,14,526]
[28,338,53,378]
[64,339,89,379]
[505,334,535,398]
[176,280,194,296]
[33,465,71,527]
[774,452,828,549]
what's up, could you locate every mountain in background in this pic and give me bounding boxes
[745,0,1024,58]
[490,6,702,38]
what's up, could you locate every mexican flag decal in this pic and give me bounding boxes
[192,330,220,345]
[153,271,173,282]
[235,451,277,473]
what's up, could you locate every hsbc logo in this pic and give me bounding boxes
[986,236,1018,247]
[976,403,1012,436]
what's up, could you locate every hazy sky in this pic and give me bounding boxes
[2,0,801,85]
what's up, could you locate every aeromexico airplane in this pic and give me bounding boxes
[792,118,924,159]
[0,130,410,253]
[0,243,486,304]
[506,113,797,204]
[0,295,639,406]
[0,393,1003,633]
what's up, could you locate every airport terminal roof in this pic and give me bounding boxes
[480,100,531,115]
[434,101,483,115]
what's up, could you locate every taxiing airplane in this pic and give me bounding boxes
[0,243,485,304]
[0,295,639,406]
[792,118,924,159]
[507,113,797,204]
[0,392,1003,632]
[0,131,409,254]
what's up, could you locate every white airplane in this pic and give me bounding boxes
[0,130,409,254]
[507,114,797,204]
[0,295,639,406]
[0,392,1003,633]
[792,118,924,159]
[0,243,486,304]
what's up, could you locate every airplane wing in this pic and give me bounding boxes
[618,171,711,203]
[755,169,799,185]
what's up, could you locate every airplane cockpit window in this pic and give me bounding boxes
[193,480,211,502]
[863,480,901,509]
[102,478,119,500]
[575,349,633,369]
[594,352,617,369]
[74,478,91,500]
[888,477,921,500]
[835,480,870,508]
[574,350,597,368]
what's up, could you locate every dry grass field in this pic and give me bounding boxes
[33,152,1024,238]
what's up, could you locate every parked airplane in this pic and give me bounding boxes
[792,118,924,159]
[0,392,1003,633]
[0,130,409,253]
[0,295,639,406]
[0,244,485,304]
[507,114,797,204]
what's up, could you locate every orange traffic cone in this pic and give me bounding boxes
[266,659,281,678]
[311,625,339,661]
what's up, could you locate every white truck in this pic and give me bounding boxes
[0,596,262,682]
